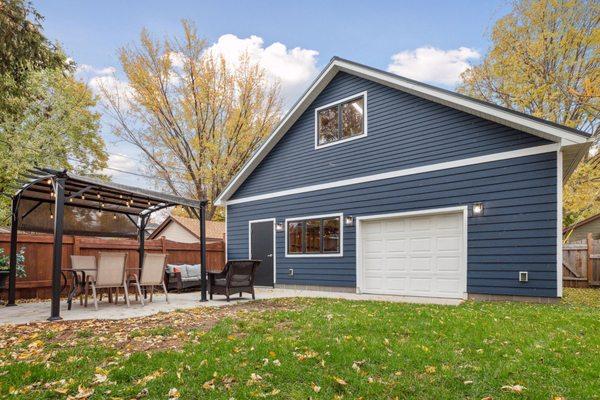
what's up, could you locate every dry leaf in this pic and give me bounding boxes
[333,376,347,385]
[311,382,321,392]
[202,379,215,390]
[168,387,180,398]
[425,366,436,374]
[501,385,526,393]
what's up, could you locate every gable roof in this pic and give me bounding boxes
[563,213,600,234]
[215,57,592,206]
[148,215,225,240]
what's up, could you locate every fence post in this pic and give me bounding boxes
[161,236,167,253]
[73,236,80,255]
[587,232,593,284]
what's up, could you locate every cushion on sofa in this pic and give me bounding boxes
[187,264,200,278]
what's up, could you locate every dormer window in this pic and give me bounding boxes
[315,92,367,149]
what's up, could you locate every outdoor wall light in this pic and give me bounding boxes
[276,222,284,232]
[344,215,355,226]
[472,202,484,216]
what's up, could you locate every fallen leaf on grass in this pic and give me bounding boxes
[333,376,347,385]
[168,387,180,399]
[135,388,149,398]
[311,383,321,393]
[272,359,281,366]
[93,374,108,384]
[66,385,94,400]
[202,379,215,390]
[425,365,436,374]
[501,384,526,393]
[135,369,164,385]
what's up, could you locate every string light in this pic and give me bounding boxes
[113,213,117,220]
[46,179,52,184]
[81,195,85,200]
[50,213,54,220]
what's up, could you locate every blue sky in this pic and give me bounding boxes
[34,0,511,186]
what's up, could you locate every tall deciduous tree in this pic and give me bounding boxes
[457,0,599,225]
[100,21,282,219]
[0,0,107,222]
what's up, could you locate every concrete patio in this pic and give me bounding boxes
[0,288,461,325]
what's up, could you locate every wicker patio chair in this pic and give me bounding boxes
[208,260,260,302]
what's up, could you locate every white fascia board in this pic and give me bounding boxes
[335,60,588,146]
[214,62,341,206]
[215,58,588,205]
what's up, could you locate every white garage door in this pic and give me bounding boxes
[360,211,466,299]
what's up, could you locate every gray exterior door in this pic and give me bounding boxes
[250,220,274,286]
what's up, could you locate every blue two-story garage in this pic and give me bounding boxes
[215,57,591,301]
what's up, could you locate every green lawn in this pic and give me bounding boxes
[1,288,599,399]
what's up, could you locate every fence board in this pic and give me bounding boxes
[0,233,224,300]
[563,235,600,288]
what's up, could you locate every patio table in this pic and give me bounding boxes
[61,267,95,310]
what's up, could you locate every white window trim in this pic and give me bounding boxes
[248,218,277,284]
[355,206,468,299]
[284,212,344,257]
[314,91,368,149]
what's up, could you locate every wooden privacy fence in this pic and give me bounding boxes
[563,233,600,288]
[0,233,225,300]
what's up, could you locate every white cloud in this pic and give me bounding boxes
[206,34,319,106]
[101,153,138,179]
[76,35,319,109]
[387,46,480,87]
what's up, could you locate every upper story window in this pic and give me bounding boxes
[286,214,343,257]
[315,92,367,149]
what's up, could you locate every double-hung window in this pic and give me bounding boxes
[315,92,367,148]
[286,214,342,256]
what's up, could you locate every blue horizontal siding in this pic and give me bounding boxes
[232,72,550,199]
[228,152,558,297]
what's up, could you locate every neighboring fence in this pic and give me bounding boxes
[0,233,225,300]
[563,233,600,288]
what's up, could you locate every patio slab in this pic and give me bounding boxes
[0,288,461,325]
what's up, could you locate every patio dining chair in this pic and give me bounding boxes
[87,252,129,310]
[128,253,169,306]
[69,255,96,306]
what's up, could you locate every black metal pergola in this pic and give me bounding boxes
[5,167,208,320]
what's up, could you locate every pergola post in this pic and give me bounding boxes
[6,196,19,306]
[199,201,207,302]
[138,215,147,270]
[49,176,65,321]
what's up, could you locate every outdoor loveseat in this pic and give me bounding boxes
[165,264,202,292]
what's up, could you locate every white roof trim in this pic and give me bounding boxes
[215,58,591,206]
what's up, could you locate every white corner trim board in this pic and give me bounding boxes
[556,151,563,297]
[224,143,560,206]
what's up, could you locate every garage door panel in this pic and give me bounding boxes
[409,277,433,292]
[410,237,433,252]
[436,278,461,294]
[364,239,384,253]
[384,219,407,233]
[436,256,461,272]
[409,217,431,231]
[386,238,408,253]
[361,211,465,299]
[437,236,460,251]
[363,221,383,234]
